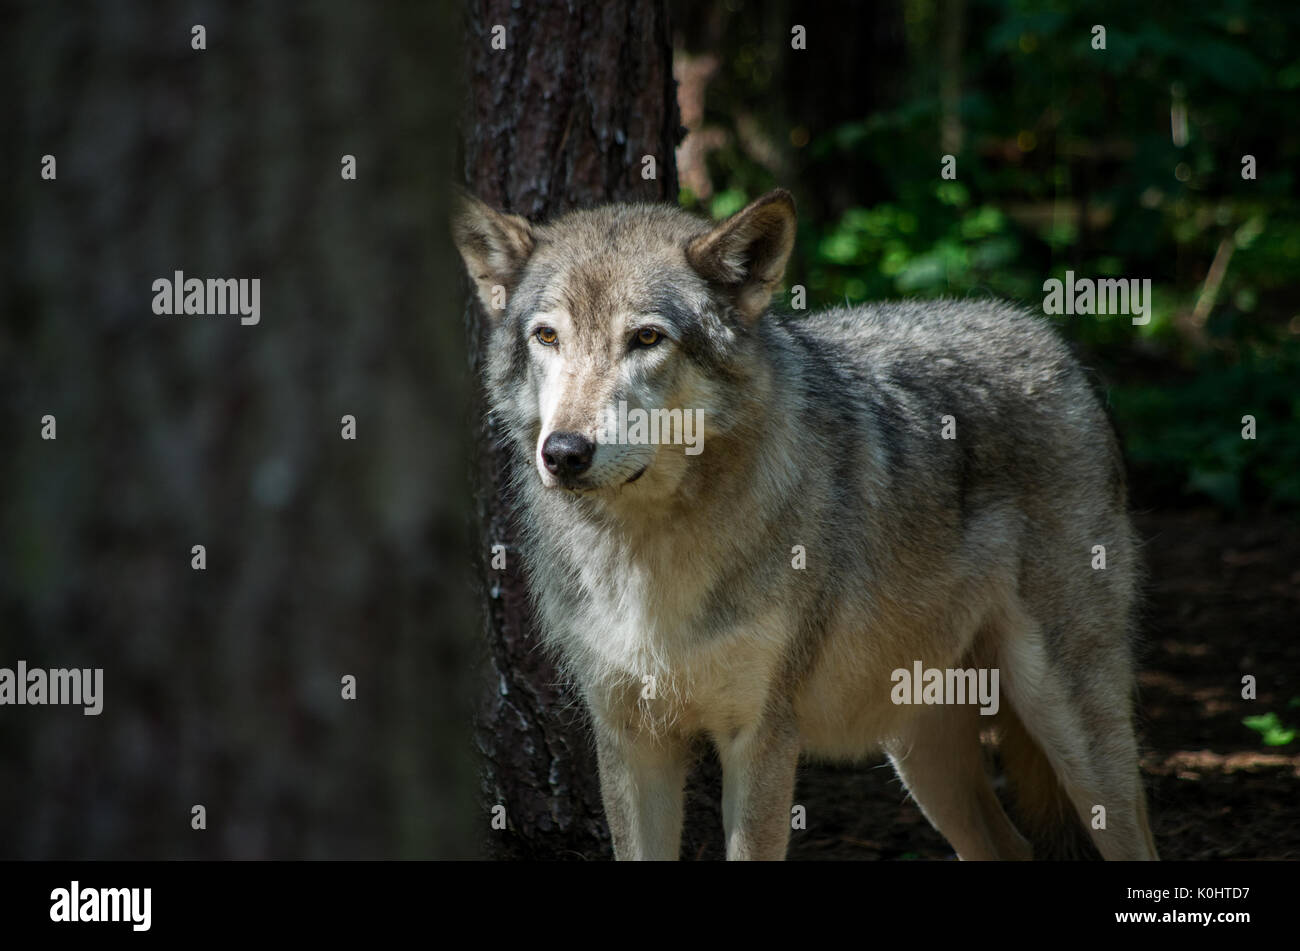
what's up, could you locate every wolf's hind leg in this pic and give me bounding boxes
[997,618,1158,861]
[886,702,1032,860]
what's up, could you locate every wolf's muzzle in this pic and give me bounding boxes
[541,431,595,479]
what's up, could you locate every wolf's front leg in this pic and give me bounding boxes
[719,716,802,860]
[594,724,690,860]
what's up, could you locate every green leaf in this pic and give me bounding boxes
[1243,712,1296,746]
[710,189,748,220]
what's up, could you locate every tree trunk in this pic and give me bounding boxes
[461,0,682,859]
[2,1,476,858]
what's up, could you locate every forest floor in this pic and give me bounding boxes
[678,508,1300,860]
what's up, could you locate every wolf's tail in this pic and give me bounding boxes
[996,703,1101,860]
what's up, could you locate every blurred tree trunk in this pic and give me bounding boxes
[2,1,475,859]
[461,0,681,858]
[939,0,965,156]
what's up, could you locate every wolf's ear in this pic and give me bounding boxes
[451,189,536,316]
[686,189,796,322]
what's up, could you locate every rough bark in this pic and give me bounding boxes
[461,0,682,859]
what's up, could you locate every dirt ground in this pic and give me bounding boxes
[679,509,1300,861]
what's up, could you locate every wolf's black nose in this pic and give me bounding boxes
[542,431,595,476]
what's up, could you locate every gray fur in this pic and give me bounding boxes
[454,189,1158,861]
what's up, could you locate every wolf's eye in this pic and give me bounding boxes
[633,327,662,348]
[535,327,558,346]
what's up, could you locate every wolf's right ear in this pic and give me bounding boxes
[451,189,536,316]
[686,189,796,323]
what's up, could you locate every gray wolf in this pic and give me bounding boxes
[453,188,1158,861]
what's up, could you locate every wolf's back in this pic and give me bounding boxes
[779,298,1125,508]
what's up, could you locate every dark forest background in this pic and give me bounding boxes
[2,1,478,859]
[674,0,1300,513]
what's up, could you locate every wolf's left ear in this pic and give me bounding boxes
[686,189,796,322]
[451,189,536,316]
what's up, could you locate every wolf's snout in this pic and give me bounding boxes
[541,431,595,478]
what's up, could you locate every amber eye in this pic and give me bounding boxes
[634,327,661,347]
[535,327,558,346]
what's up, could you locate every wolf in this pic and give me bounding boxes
[453,188,1159,861]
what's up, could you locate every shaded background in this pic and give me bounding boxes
[2,0,478,858]
[673,0,1300,512]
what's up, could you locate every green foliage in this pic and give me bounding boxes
[805,183,1032,303]
[1110,347,1300,509]
[1243,709,1297,747]
[680,0,1300,509]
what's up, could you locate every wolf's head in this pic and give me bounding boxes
[452,189,796,502]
